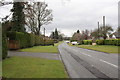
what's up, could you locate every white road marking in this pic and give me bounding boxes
[72,48,92,57]
[81,53,92,57]
[71,48,118,68]
[100,59,118,68]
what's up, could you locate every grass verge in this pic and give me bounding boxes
[19,42,63,53]
[3,56,68,78]
[68,43,119,53]
[0,61,2,77]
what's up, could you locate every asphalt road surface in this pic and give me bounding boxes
[58,42,119,79]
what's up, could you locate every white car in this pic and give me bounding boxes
[71,41,78,45]
[65,41,70,43]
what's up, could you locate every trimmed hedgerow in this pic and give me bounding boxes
[96,39,120,46]
[78,40,83,45]
[2,32,8,59]
[34,35,44,46]
[29,33,35,47]
[83,40,92,45]
[96,40,104,45]
[7,31,44,49]
[45,40,54,46]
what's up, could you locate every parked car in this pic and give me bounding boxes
[71,41,78,45]
[65,41,70,43]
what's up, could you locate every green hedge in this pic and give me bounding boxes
[7,31,44,49]
[96,39,120,46]
[83,40,92,45]
[2,32,8,59]
[77,40,83,45]
[45,40,54,45]
[96,40,104,45]
[7,31,55,49]
[104,39,120,46]
[35,35,44,46]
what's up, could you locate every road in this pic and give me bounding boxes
[58,42,119,79]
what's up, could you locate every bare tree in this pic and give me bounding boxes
[0,0,12,7]
[25,2,53,35]
[91,25,113,39]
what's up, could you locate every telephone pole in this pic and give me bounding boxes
[103,16,105,28]
[98,22,100,39]
[103,16,106,39]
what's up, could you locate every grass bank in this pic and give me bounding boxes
[19,42,63,53]
[68,43,119,53]
[3,56,68,78]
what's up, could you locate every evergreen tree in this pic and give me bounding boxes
[54,28,59,39]
[77,30,80,33]
[50,32,55,39]
[11,2,26,32]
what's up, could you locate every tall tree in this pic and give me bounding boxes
[11,2,26,32]
[91,25,113,39]
[77,30,80,33]
[100,25,113,39]
[50,32,55,39]
[71,30,82,41]
[54,28,59,39]
[25,2,53,35]
[2,20,13,32]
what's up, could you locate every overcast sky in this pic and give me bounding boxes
[0,0,119,37]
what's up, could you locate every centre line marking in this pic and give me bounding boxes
[72,49,92,57]
[100,59,118,68]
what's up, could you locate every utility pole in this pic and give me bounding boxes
[98,22,100,39]
[103,16,105,28]
[103,16,106,39]
[44,28,45,46]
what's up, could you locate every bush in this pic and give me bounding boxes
[54,39,59,43]
[96,40,104,45]
[77,40,83,45]
[2,32,8,59]
[96,39,120,46]
[45,40,54,46]
[70,40,77,42]
[35,35,44,46]
[117,39,120,46]
[83,40,92,45]
[29,33,35,47]
[7,31,54,49]
[7,31,44,49]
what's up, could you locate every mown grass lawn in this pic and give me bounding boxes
[0,61,2,77]
[19,42,62,53]
[68,43,119,53]
[3,56,68,78]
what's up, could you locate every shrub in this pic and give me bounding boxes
[96,40,104,45]
[54,39,59,43]
[96,39,120,46]
[45,39,54,45]
[7,31,44,49]
[35,35,44,46]
[78,40,83,45]
[2,32,8,59]
[83,40,92,45]
[29,33,35,47]
[70,40,77,42]
[117,39,120,46]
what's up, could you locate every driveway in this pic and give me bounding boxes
[58,42,119,79]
